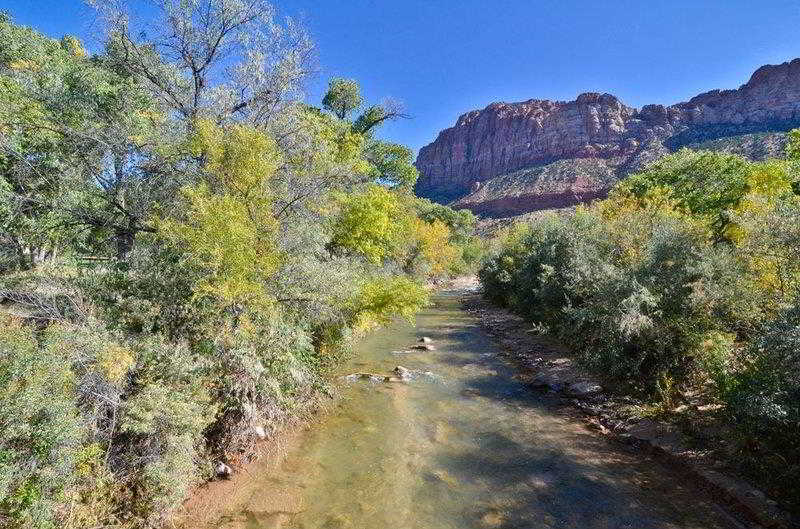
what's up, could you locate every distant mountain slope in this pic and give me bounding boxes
[415,59,800,216]
[681,131,788,160]
[453,158,622,217]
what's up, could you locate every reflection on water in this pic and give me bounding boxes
[208,292,736,529]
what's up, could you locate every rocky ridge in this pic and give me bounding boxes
[415,59,800,216]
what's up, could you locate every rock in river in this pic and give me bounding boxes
[566,381,603,398]
[393,365,413,380]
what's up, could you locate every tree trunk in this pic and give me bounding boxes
[115,229,135,261]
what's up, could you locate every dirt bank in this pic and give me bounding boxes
[174,414,324,528]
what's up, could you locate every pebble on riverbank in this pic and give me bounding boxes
[215,462,233,479]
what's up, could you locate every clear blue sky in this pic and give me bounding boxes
[5,1,800,154]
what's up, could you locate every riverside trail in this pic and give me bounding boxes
[187,289,742,529]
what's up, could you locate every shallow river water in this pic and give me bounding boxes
[202,291,739,529]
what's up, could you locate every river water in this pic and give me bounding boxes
[202,291,738,529]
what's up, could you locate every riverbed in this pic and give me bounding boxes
[190,290,739,529]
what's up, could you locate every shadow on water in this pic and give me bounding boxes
[405,294,735,529]
[209,292,739,529]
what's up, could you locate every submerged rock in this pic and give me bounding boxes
[411,343,436,351]
[420,370,443,383]
[341,372,406,383]
[479,510,507,527]
[340,366,441,385]
[530,373,564,392]
[393,365,413,380]
[342,373,387,383]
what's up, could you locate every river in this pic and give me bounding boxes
[195,290,740,529]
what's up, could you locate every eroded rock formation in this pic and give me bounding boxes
[415,59,800,216]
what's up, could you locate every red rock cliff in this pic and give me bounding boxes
[415,59,800,212]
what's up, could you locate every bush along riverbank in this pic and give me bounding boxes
[0,7,484,529]
[478,144,800,521]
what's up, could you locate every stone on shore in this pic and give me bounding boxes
[254,425,268,440]
[566,381,603,398]
[215,462,233,479]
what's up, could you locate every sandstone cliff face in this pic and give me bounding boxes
[415,59,800,215]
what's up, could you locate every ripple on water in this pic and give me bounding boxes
[204,294,740,529]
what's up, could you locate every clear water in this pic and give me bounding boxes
[205,292,737,529]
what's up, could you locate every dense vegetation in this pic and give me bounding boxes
[480,144,800,501]
[0,4,480,528]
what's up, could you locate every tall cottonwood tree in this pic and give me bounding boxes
[322,78,362,119]
[91,0,315,126]
[319,78,417,190]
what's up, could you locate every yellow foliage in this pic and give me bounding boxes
[60,35,87,58]
[724,161,794,242]
[66,443,122,529]
[728,194,800,308]
[744,160,793,196]
[96,345,135,384]
[8,59,39,71]
[159,120,282,307]
[351,276,430,332]
[592,187,707,266]
[412,218,459,276]
[74,443,105,477]
[717,164,798,307]
[189,119,282,195]
[607,159,799,311]
[329,184,410,264]
[598,186,686,220]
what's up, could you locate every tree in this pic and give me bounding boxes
[158,120,282,309]
[322,78,362,119]
[328,184,410,264]
[92,0,314,127]
[270,106,371,221]
[349,276,429,330]
[364,140,418,189]
[414,198,476,243]
[352,99,409,135]
[620,148,794,240]
[408,218,459,276]
[0,15,182,264]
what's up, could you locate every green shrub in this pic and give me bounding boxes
[479,206,741,396]
[85,240,218,342]
[0,317,83,529]
[118,338,215,526]
[726,305,800,452]
[204,312,323,454]
[723,305,800,501]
